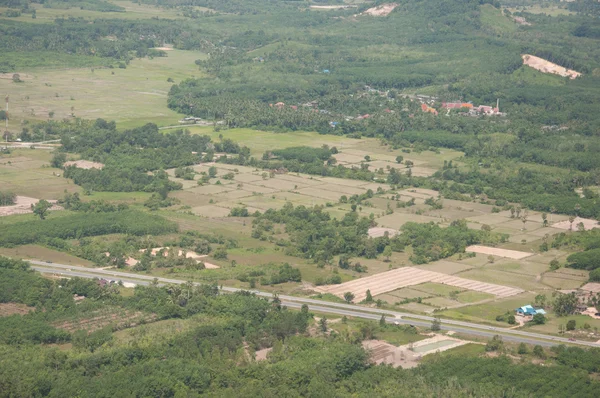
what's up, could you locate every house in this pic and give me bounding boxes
[516,305,546,316]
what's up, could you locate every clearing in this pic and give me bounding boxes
[63,160,104,170]
[360,3,398,17]
[522,54,581,79]
[465,245,534,260]
[0,196,61,217]
[551,217,599,231]
[0,303,34,317]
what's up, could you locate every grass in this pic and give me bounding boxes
[0,49,206,128]
[187,127,360,157]
[420,343,485,362]
[0,244,95,265]
[440,292,537,325]
[480,4,518,33]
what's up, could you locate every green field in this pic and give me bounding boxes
[0,49,205,128]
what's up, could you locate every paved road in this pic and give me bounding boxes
[29,260,600,348]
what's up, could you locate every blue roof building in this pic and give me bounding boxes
[516,305,546,316]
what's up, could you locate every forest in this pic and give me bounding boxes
[54,119,245,192]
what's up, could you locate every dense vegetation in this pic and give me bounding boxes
[1,257,600,396]
[0,209,177,247]
[0,191,16,206]
[55,119,244,192]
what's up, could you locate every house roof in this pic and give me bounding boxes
[517,305,545,315]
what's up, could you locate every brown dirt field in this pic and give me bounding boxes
[0,196,62,216]
[581,283,600,294]
[53,309,157,333]
[522,54,581,79]
[63,160,104,170]
[0,303,34,317]
[465,245,534,260]
[368,227,398,238]
[551,217,599,231]
[316,267,523,302]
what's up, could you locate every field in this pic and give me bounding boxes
[0,1,207,23]
[315,266,524,303]
[0,303,34,317]
[53,307,157,333]
[0,49,206,128]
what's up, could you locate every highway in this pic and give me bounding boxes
[29,260,600,348]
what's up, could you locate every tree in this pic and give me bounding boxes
[507,315,516,325]
[485,335,503,352]
[549,259,560,271]
[534,294,547,308]
[542,212,548,227]
[379,315,386,328]
[569,216,575,231]
[51,152,66,168]
[301,304,309,314]
[382,246,392,262]
[212,247,228,260]
[431,317,441,331]
[395,155,403,164]
[554,293,578,316]
[532,314,546,325]
[533,345,546,359]
[343,292,355,303]
[208,166,217,178]
[518,343,528,355]
[31,200,52,220]
[319,317,328,333]
[365,289,373,303]
[559,324,566,334]
[566,319,577,331]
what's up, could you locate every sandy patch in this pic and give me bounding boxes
[581,307,600,320]
[0,196,62,217]
[368,227,399,238]
[63,160,105,170]
[581,283,600,294]
[255,347,272,361]
[360,3,398,17]
[202,262,220,269]
[316,266,523,302]
[551,217,599,231]
[465,245,534,260]
[139,247,208,261]
[522,54,581,79]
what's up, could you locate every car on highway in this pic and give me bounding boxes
[46,260,53,263]
[569,338,576,342]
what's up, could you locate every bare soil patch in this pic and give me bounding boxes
[0,196,62,217]
[359,4,398,17]
[551,217,599,231]
[0,303,34,317]
[581,283,600,294]
[465,245,534,260]
[522,54,581,79]
[316,267,523,302]
[53,309,157,333]
[63,160,105,170]
[368,227,399,238]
